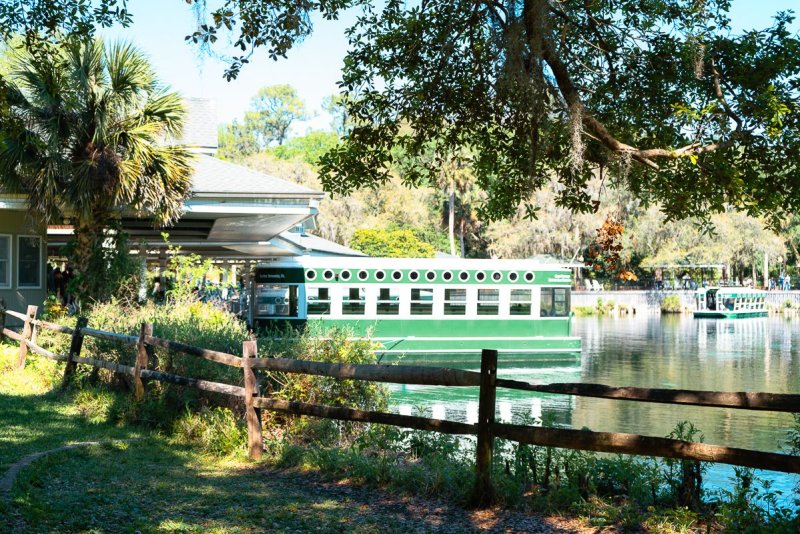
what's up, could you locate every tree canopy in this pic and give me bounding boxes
[2,1,800,226]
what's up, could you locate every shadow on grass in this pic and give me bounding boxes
[0,388,144,473]
[2,437,578,533]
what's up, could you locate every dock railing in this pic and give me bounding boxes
[3,304,799,506]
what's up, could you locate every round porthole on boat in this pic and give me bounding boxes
[375,270,386,281]
[508,271,519,282]
[392,270,403,281]
[475,271,486,282]
[306,269,317,281]
[524,271,535,282]
[409,270,419,281]
[358,269,369,281]
[323,269,334,281]
[340,270,351,281]
[426,270,436,281]
[492,271,502,282]
[442,271,453,281]
[459,271,470,282]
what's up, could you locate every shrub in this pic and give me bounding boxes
[661,294,683,314]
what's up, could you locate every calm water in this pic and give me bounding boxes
[389,315,800,503]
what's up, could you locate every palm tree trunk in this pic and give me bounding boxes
[448,180,456,256]
[459,218,466,258]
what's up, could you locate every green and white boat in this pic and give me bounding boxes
[693,287,768,318]
[249,257,581,362]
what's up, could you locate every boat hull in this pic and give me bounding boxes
[693,311,768,319]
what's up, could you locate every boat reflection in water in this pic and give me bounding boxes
[389,356,581,429]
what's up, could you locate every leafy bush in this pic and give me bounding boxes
[350,228,436,258]
[661,294,683,314]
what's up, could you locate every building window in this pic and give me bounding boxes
[342,287,366,315]
[477,288,499,315]
[540,287,570,317]
[444,288,466,315]
[410,287,433,315]
[377,287,400,315]
[307,287,331,315]
[18,236,41,288]
[510,289,532,315]
[0,235,10,288]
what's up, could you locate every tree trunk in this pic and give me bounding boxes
[762,251,769,290]
[752,258,757,288]
[459,218,466,258]
[448,180,456,257]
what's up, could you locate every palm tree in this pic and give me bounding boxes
[0,37,193,302]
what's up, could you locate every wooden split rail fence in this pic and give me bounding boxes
[3,304,800,505]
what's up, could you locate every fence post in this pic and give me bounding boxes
[0,299,6,343]
[242,340,263,460]
[16,305,38,369]
[62,317,88,386]
[133,323,154,401]
[470,348,498,508]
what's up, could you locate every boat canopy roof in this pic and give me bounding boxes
[694,287,767,298]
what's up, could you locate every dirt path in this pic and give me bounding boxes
[257,467,607,533]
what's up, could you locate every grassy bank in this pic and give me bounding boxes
[3,295,799,532]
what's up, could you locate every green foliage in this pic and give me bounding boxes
[217,119,259,160]
[172,406,247,457]
[267,131,340,166]
[350,228,436,258]
[661,294,684,314]
[574,297,617,317]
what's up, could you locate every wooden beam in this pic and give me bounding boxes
[72,355,134,376]
[139,369,245,397]
[81,327,138,346]
[249,357,480,387]
[471,349,498,508]
[15,305,37,369]
[24,339,68,362]
[33,319,74,335]
[243,340,263,460]
[253,397,477,436]
[495,380,800,413]
[144,335,242,368]
[492,423,800,474]
[62,317,88,387]
[133,323,153,401]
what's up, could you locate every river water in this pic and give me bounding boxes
[389,315,800,504]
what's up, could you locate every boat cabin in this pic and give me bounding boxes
[694,287,768,318]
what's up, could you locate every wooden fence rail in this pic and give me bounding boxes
[3,305,799,508]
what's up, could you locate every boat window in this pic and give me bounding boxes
[392,270,403,281]
[255,284,298,317]
[426,270,436,281]
[510,289,532,315]
[459,271,470,282]
[306,270,317,281]
[411,287,434,315]
[524,271,535,283]
[358,270,369,281]
[375,270,386,281]
[342,287,366,315]
[323,269,334,281]
[723,298,734,311]
[442,271,453,281]
[307,287,331,315]
[409,270,420,281]
[340,270,351,281]
[477,288,499,315]
[492,271,502,282]
[540,287,570,317]
[475,271,486,282]
[377,287,400,315]
[508,271,518,282]
[444,288,466,315]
